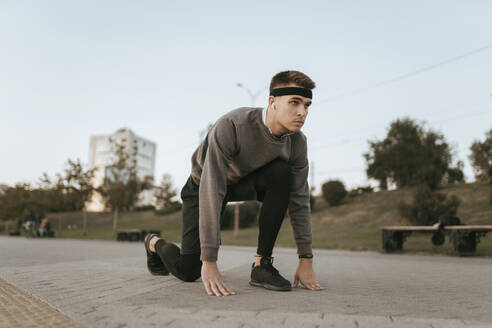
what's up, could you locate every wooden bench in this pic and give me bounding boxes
[116,229,161,242]
[381,224,492,256]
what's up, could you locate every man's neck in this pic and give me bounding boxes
[265,106,289,137]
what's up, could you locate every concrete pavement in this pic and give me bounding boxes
[0,236,491,327]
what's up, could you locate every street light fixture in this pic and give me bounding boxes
[236,83,267,107]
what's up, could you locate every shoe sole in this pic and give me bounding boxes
[249,281,292,291]
[149,269,169,276]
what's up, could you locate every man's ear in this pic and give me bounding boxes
[268,96,275,108]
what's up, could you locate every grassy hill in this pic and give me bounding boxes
[6,182,491,256]
[300,181,492,256]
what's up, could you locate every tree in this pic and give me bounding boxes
[154,173,181,213]
[321,180,347,206]
[444,160,465,185]
[34,172,78,213]
[364,118,452,190]
[98,138,153,235]
[0,183,32,222]
[62,159,96,235]
[469,129,492,183]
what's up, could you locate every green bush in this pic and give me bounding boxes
[220,201,260,230]
[321,180,347,206]
[398,184,461,225]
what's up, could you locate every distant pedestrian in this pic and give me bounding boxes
[23,211,36,238]
[144,70,323,296]
[39,217,50,237]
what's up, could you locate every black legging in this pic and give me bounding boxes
[156,158,293,282]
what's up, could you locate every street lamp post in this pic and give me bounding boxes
[236,83,267,107]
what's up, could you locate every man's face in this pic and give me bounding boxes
[271,84,312,133]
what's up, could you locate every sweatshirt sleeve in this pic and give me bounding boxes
[198,118,237,261]
[288,134,313,256]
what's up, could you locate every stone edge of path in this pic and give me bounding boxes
[0,278,84,328]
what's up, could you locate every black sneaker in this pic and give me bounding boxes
[249,256,292,291]
[144,233,169,276]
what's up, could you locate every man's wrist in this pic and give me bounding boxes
[298,253,313,259]
[202,260,217,264]
[299,258,313,265]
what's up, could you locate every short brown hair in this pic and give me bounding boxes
[269,70,316,92]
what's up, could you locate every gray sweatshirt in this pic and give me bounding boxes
[190,107,312,261]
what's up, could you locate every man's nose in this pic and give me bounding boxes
[297,108,308,118]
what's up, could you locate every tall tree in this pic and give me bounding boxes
[469,129,492,183]
[364,118,452,190]
[62,159,96,235]
[154,173,180,211]
[98,138,153,235]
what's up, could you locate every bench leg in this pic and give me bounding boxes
[129,232,141,242]
[452,231,477,256]
[382,231,406,253]
[116,232,128,241]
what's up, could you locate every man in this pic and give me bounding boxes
[144,70,323,296]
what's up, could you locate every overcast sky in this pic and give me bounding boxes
[1,0,491,194]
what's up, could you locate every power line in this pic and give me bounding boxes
[162,42,492,157]
[308,104,492,153]
[313,42,492,105]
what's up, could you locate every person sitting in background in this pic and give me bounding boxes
[39,217,50,237]
[23,211,36,238]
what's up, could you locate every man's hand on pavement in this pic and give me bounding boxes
[201,261,236,296]
[293,258,324,291]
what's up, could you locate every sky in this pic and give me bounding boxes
[1,0,491,195]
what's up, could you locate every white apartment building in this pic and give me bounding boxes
[87,128,157,212]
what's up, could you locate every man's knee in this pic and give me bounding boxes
[178,253,202,282]
[182,271,201,282]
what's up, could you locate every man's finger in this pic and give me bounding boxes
[307,282,323,291]
[210,282,222,296]
[222,282,236,295]
[217,282,230,296]
[203,281,213,296]
[293,275,299,288]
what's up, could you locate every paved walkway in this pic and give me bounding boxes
[0,236,491,328]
